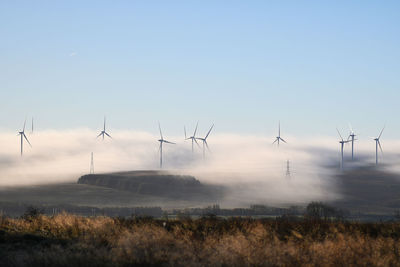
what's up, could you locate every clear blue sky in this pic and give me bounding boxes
[1,1,399,137]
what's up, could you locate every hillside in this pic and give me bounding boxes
[330,165,400,215]
[78,170,224,201]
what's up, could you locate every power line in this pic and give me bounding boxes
[90,152,94,174]
[286,160,291,178]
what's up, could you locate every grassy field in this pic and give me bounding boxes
[0,183,214,210]
[1,213,400,266]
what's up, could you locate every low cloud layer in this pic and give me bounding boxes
[0,129,399,207]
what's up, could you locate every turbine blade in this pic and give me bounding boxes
[272,138,278,144]
[158,122,163,139]
[194,137,201,148]
[23,133,32,147]
[348,122,353,134]
[378,140,383,154]
[205,124,214,139]
[105,132,112,139]
[193,121,199,137]
[280,138,287,143]
[205,141,211,152]
[23,118,26,132]
[184,126,187,139]
[164,140,176,144]
[378,126,385,139]
[278,121,280,137]
[336,128,343,141]
[96,132,103,138]
[104,116,106,131]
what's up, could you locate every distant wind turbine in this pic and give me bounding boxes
[272,121,287,146]
[30,117,34,134]
[96,116,112,140]
[337,128,350,169]
[347,123,357,160]
[185,122,200,153]
[373,126,385,165]
[196,124,214,160]
[18,119,32,156]
[158,123,175,168]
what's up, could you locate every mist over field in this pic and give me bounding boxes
[1,129,399,206]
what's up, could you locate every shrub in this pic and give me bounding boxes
[22,205,44,221]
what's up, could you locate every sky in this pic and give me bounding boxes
[1,1,400,138]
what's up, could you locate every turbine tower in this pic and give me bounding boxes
[96,116,112,140]
[347,124,357,160]
[337,128,350,169]
[196,124,214,160]
[18,119,32,156]
[158,123,175,168]
[373,126,385,165]
[185,122,200,153]
[272,121,287,146]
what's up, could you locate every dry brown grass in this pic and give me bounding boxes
[1,213,400,266]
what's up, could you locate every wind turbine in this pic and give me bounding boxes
[196,124,214,160]
[96,116,112,140]
[18,119,32,156]
[373,126,385,165]
[272,121,287,146]
[185,122,200,153]
[30,117,34,134]
[347,123,357,160]
[337,128,350,169]
[158,123,175,168]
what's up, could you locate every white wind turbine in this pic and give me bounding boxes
[185,122,200,153]
[272,121,287,146]
[30,117,34,135]
[96,116,112,140]
[18,119,32,156]
[337,128,351,169]
[196,124,214,160]
[347,123,357,160]
[158,123,175,168]
[373,126,385,165]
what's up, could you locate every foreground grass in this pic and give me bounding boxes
[1,214,400,266]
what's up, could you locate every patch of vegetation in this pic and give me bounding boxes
[1,211,400,266]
